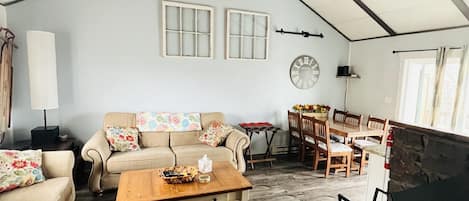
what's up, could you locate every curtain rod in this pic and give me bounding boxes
[392,47,462,54]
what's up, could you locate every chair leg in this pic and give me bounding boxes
[359,149,367,175]
[346,153,351,178]
[325,155,331,178]
[300,143,306,162]
[313,150,320,170]
[288,135,293,155]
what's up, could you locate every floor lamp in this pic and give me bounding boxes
[27,31,60,146]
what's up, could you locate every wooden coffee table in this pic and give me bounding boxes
[116,162,253,201]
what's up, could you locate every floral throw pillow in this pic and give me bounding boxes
[199,120,234,147]
[0,150,45,193]
[105,127,141,152]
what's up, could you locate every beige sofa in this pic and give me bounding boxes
[81,112,250,193]
[0,151,75,201]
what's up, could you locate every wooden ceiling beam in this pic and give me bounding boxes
[0,0,24,6]
[298,0,351,41]
[353,0,396,36]
[452,0,469,21]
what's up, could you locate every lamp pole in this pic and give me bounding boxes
[43,109,47,130]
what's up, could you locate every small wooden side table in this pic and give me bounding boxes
[239,122,281,169]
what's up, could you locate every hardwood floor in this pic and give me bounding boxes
[76,155,367,201]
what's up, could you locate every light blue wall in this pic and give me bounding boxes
[7,0,349,153]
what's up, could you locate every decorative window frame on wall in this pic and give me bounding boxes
[225,9,270,61]
[161,0,214,59]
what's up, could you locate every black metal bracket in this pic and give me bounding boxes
[276,28,324,38]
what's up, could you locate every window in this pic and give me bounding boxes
[161,1,213,58]
[398,49,468,134]
[226,9,270,60]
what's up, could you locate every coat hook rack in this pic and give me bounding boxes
[276,28,324,38]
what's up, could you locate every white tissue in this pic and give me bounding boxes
[198,154,212,173]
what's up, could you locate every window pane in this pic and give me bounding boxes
[230,13,241,35]
[242,38,253,59]
[182,8,195,32]
[242,14,254,36]
[197,34,210,57]
[197,10,210,33]
[399,58,436,126]
[254,15,267,37]
[166,6,180,30]
[254,38,266,60]
[182,33,195,57]
[166,31,180,56]
[229,36,241,59]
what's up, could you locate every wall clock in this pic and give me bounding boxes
[290,55,320,89]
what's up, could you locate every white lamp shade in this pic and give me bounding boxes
[27,31,59,110]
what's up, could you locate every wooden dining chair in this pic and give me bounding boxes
[331,109,347,143]
[300,115,316,162]
[354,115,388,175]
[333,109,347,122]
[344,113,363,127]
[288,111,302,159]
[312,118,353,178]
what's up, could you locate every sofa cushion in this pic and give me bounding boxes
[172,144,234,166]
[170,131,203,147]
[0,177,73,201]
[107,147,175,173]
[141,132,170,147]
[103,112,136,128]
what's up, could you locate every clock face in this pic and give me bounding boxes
[290,55,320,89]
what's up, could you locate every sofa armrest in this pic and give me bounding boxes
[225,129,250,173]
[81,130,112,193]
[42,151,75,179]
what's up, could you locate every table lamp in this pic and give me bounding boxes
[27,31,60,146]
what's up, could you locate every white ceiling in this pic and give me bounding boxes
[303,0,469,41]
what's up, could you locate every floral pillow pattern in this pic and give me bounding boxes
[105,127,141,152]
[136,112,171,132]
[170,113,202,132]
[199,120,233,147]
[0,150,45,193]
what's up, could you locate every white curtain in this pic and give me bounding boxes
[431,47,449,127]
[452,45,469,132]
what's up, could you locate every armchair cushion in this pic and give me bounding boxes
[0,177,73,201]
[171,144,234,167]
[0,150,45,193]
[106,147,175,173]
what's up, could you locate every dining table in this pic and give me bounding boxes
[302,114,386,172]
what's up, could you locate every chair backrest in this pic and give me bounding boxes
[288,111,301,133]
[312,118,331,152]
[333,109,347,122]
[367,115,389,144]
[345,113,363,127]
[301,115,315,140]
